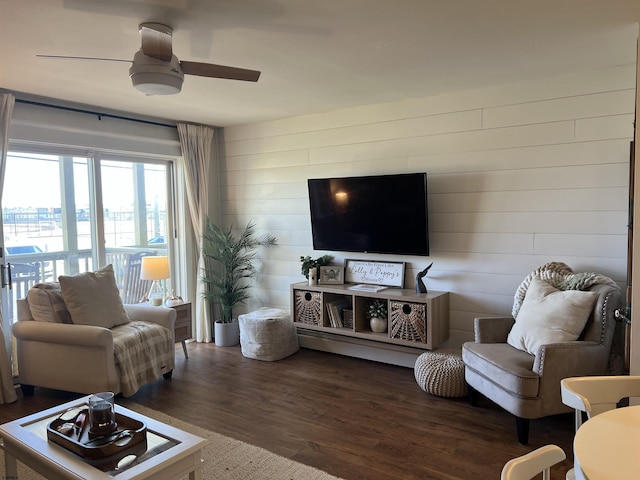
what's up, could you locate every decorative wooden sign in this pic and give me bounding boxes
[344,260,405,288]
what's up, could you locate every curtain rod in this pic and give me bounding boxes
[15,98,176,129]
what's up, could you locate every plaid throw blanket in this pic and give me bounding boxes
[112,321,175,396]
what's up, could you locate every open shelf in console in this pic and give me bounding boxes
[291,282,449,350]
[323,291,353,330]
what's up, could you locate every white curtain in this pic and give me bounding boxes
[0,93,17,403]
[177,123,214,342]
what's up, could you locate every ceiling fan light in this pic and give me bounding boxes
[130,71,183,95]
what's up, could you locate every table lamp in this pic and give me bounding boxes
[140,255,170,306]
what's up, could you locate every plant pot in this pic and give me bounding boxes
[214,320,240,347]
[370,317,387,333]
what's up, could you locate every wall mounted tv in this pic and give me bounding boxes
[307,172,429,256]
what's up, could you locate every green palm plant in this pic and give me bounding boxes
[202,219,277,324]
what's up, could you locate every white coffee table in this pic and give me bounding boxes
[0,395,208,479]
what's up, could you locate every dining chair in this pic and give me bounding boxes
[501,444,566,480]
[561,375,640,430]
[120,251,157,304]
[7,262,41,321]
[560,375,640,480]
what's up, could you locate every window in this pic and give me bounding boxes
[1,150,174,327]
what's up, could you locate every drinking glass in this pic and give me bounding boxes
[88,392,116,435]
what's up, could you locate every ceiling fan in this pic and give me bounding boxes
[38,22,261,95]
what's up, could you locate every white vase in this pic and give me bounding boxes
[214,320,240,347]
[370,317,387,333]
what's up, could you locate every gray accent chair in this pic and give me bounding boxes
[462,282,621,444]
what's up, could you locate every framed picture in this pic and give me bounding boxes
[319,266,345,284]
[344,259,405,288]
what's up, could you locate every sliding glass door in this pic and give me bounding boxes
[1,149,173,336]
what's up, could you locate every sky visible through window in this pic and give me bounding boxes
[2,152,167,251]
[3,153,166,209]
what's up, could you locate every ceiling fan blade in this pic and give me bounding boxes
[37,54,131,63]
[139,23,173,62]
[180,61,261,82]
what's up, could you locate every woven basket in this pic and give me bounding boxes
[390,301,426,343]
[294,290,322,325]
[414,349,467,398]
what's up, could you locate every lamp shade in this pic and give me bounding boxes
[140,255,170,280]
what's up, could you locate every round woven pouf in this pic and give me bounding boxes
[414,349,467,398]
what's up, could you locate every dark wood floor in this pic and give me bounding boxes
[0,344,575,479]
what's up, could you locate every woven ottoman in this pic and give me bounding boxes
[238,307,299,361]
[414,349,467,398]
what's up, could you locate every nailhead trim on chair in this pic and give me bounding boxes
[598,293,611,344]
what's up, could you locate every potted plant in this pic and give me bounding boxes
[300,254,334,279]
[202,219,278,346]
[367,299,388,333]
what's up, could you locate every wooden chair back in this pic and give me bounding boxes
[561,375,640,430]
[501,445,566,480]
[121,251,156,304]
[7,262,41,321]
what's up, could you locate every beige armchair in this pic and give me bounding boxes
[13,267,177,397]
[462,264,621,445]
[14,299,176,397]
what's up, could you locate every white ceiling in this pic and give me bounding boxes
[2,0,639,127]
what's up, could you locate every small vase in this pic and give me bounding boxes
[370,317,387,333]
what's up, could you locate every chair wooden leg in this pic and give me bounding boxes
[515,417,529,445]
[20,384,34,396]
[467,384,478,406]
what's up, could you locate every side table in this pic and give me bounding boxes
[170,302,192,358]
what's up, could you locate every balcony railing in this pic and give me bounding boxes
[4,247,167,323]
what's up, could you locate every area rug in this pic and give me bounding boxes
[1,401,344,480]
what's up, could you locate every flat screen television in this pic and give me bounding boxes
[307,172,429,256]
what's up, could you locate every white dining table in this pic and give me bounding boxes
[573,405,640,479]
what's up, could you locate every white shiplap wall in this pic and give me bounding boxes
[218,64,636,347]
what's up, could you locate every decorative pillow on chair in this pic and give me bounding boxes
[59,264,130,328]
[27,282,72,324]
[507,276,598,355]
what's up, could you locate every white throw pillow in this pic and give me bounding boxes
[507,276,597,355]
[59,264,130,328]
